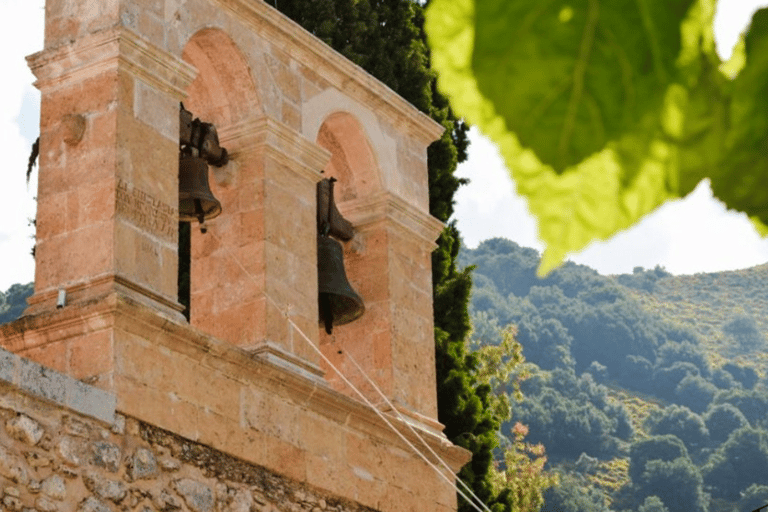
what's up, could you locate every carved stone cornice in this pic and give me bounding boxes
[218,115,330,184]
[340,192,445,248]
[213,0,445,146]
[27,27,197,99]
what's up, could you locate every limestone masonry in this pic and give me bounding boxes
[0,0,470,509]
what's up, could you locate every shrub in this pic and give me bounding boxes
[629,435,689,483]
[705,404,749,445]
[646,405,709,453]
[675,374,717,413]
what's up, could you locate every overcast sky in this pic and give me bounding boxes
[0,1,767,293]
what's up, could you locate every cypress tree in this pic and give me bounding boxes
[274,2,506,510]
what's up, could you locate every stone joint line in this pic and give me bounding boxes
[0,346,116,425]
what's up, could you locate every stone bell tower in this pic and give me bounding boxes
[0,0,470,510]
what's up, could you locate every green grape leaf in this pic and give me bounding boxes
[710,8,768,227]
[472,0,694,174]
[425,0,728,275]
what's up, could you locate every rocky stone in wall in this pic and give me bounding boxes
[0,384,378,512]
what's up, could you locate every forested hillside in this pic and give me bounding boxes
[460,238,768,512]
[0,282,32,324]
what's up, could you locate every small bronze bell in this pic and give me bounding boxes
[318,234,365,334]
[179,153,222,225]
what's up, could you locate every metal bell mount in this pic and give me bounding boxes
[178,104,228,232]
[317,177,364,334]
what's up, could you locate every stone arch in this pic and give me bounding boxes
[181,28,261,127]
[181,28,263,347]
[304,88,396,198]
[316,112,381,202]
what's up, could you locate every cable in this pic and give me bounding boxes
[343,353,494,512]
[208,233,489,512]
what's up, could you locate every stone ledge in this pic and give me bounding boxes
[341,191,446,248]
[27,26,197,98]
[0,346,116,425]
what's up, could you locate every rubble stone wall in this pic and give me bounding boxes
[0,366,376,512]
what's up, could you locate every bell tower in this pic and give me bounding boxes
[0,0,471,510]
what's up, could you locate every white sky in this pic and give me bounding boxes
[0,1,767,292]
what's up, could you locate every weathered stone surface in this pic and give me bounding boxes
[57,436,83,466]
[129,447,158,480]
[110,414,126,435]
[6,414,45,445]
[229,489,253,512]
[90,441,121,472]
[3,495,22,511]
[0,446,29,484]
[42,474,67,500]
[63,416,91,437]
[25,451,52,468]
[29,479,41,493]
[158,456,180,472]
[152,490,183,511]
[83,472,127,503]
[173,479,214,512]
[77,497,112,512]
[36,497,59,512]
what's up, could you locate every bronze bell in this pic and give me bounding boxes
[179,153,222,225]
[318,234,365,334]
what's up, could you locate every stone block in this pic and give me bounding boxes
[19,357,67,405]
[68,330,113,381]
[0,348,18,384]
[66,378,116,425]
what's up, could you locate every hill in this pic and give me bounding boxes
[623,265,768,372]
[461,238,768,512]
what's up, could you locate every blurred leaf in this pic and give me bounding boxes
[425,0,768,275]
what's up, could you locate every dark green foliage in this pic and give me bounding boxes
[737,484,768,512]
[713,388,768,426]
[606,401,634,441]
[586,360,609,384]
[0,283,34,324]
[703,426,768,501]
[711,367,739,390]
[722,314,764,353]
[646,405,709,453]
[652,362,700,401]
[512,315,574,370]
[722,363,759,390]
[675,375,717,414]
[620,355,654,392]
[637,458,709,512]
[656,341,710,377]
[461,238,768,508]
[638,495,670,512]
[514,376,619,461]
[705,404,749,446]
[541,474,613,512]
[629,435,689,483]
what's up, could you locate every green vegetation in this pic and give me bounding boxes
[0,283,33,324]
[426,0,768,277]
[461,237,768,511]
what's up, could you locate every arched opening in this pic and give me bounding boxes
[315,112,387,396]
[179,29,263,345]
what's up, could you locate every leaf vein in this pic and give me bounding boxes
[559,0,600,170]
